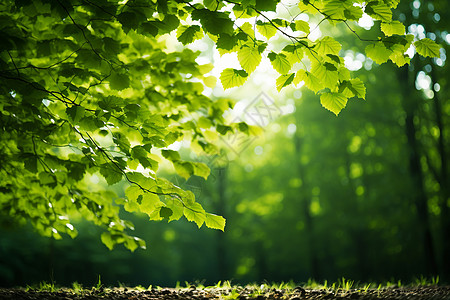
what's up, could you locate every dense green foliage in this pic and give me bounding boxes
[0,0,442,252]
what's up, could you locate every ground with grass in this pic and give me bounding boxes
[1,283,450,300]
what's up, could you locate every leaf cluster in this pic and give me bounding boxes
[0,0,441,250]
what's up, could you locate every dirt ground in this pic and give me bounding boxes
[1,285,450,300]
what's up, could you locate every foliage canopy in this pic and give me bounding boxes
[0,0,440,250]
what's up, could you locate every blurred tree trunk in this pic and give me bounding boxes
[397,65,437,276]
[255,239,267,283]
[294,133,319,279]
[216,167,228,281]
[344,152,368,280]
[429,69,450,280]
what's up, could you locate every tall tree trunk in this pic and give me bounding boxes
[430,69,450,280]
[294,133,319,279]
[397,66,437,276]
[216,167,228,281]
[344,152,368,280]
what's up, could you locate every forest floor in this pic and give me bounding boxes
[1,285,450,300]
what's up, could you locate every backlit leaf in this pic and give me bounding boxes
[192,162,210,180]
[315,36,342,56]
[414,38,441,58]
[366,1,392,22]
[256,21,277,39]
[101,232,115,250]
[125,185,142,202]
[192,9,234,35]
[320,92,348,116]
[160,206,173,219]
[292,20,310,33]
[311,62,339,89]
[295,70,323,93]
[166,198,184,221]
[220,68,249,89]
[282,44,304,64]
[390,52,410,67]
[174,161,194,179]
[99,163,123,185]
[184,202,206,228]
[140,193,163,216]
[109,72,130,90]
[238,44,262,73]
[205,213,226,231]
[276,73,295,91]
[380,21,405,36]
[177,25,203,45]
[365,42,392,64]
[268,52,291,74]
[203,76,217,88]
[349,78,366,99]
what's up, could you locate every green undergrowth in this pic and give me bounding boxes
[21,276,442,296]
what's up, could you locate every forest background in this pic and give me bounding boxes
[0,0,449,289]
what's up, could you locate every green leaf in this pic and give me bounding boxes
[255,0,278,11]
[99,164,123,185]
[268,52,291,74]
[292,20,310,33]
[203,76,217,88]
[112,132,131,154]
[365,1,392,22]
[365,42,392,64]
[109,71,130,90]
[220,68,249,89]
[217,33,238,50]
[295,70,323,93]
[256,21,277,39]
[414,38,441,58]
[315,36,342,56]
[239,22,255,37]
[204,0,226,10]
[311,62,339,89]
[192,162,210,180]
[340,78,366,99]
[153,14,180,33]
[165,198,184,221]
[66,106,85,123]
[24,155,38,173]
[344,5,363,20]
[127,172,157,190]
[139,22,159,37]
[39,172,56,186]
[140,193,162,216]
[320,92,348,116]
[383,0,400,8]
[205,213,226,231]
[125,185,143,202]
[117,11,145,32]
[184,202,206,228]
[238,44,262,73]
[161,149,181,162]
[282,44,304,64]
[380,21,405,36]
[322,0,346,19]
[174,161,194,179]
[191,9,234,35]
[390,52,410,67]
[160,206,173,219]
[124,236,145,252]
[101,232,115,250]
[349,78,366,99]
[131,146,157,170]
[276,73,295,91]
[177,25,203,45]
